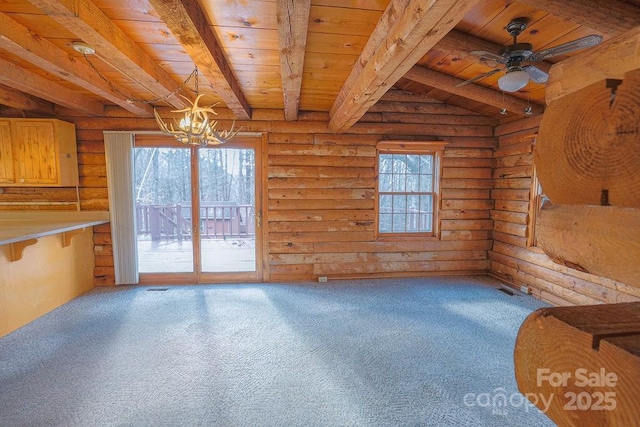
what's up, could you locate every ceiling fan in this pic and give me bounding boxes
[457,17,603,92]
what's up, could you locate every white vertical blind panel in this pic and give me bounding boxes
[104,132,138,285]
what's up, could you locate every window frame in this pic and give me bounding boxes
[375,141,446,239]
[527,165,548,248]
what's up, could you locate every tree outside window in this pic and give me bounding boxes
[376,141,445,237]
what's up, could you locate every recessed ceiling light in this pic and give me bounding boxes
[71,41,95,55]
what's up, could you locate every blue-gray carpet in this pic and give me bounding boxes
[0,276,554,426]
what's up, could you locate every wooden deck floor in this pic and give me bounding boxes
[137,238,255,273]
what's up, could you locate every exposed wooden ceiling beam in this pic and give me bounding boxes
[328,0,483,133]
[0,12,152,117]
[276,0,311,121]
[519,0,640,37]
[26,0,187,109]
[404,65,544,116]
[0,84,56,114]
[0,58,105,116]
[436,30,552,75]
[147,0,251,120]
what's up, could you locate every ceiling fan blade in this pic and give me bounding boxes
[529,34,603,61]
[470,50,507,64]
[455,68,502,87]
[523,65,548,84]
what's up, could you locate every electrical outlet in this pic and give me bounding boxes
[520,285,530,295]
[318,276,328,283]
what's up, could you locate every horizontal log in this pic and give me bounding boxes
[268,155,374,168]
[493,178,531,190]
[493,165,532,179]
[441,199,494,210]
[494,141,533,158]
[441,219,493,231]
[440,210,491,220]
[268,199,374,210]
[268,177,374,189]
[440,230,491,241]
[269,242,314,254]
[268,188,374,200]
[441,189,490,200]
[493,241,640,301]
[314,259,490,275]
[268,221,374,233]
[441,179,493,189]
[538,204,640,288]
[490,256,602,306]
[496,153,533,169]
[494,220,527,238]
[271,250,487,265]
[268,210,374,222]
[515,303,640,426]
[491,189,530,201]
[267,165,375,179]
[491,210,528,225]
[268,231,374,242]
[491,230,528,248]
[442,167,492,179]
[443,148,494,159]
[441,158,495,168]
[494,116,542,137]
[312,239,493,253]
[493,200,530,213]
[268,143,375,157]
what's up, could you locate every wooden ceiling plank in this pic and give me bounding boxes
[147,0,251,120]
[0,12,153,117]
[404,65,543,116]
[329,0,483,133]
[26,0,187,109]
[518,0,640,37]
[0,83,56,114]
[276,0,311,121]
[0,57,104,116]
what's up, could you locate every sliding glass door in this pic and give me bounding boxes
[133,135,262,283]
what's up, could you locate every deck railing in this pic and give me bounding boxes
[136,203,255,241]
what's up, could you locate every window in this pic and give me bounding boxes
[376,141,445,236]
[527,166,549,247]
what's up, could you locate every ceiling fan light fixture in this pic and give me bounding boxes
[498,69,529,92]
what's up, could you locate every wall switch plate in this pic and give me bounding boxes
[318,276,328,283]
[520,286,530,295]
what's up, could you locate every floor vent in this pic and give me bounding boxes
[147,288,169,292]
[497,287,514,296]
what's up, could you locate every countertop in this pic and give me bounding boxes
[0,211,110,245]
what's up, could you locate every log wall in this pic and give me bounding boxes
[489,116,640,306]
[1,102,495,285]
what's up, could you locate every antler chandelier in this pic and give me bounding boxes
[154,67,239,146]
[71,41,239,146]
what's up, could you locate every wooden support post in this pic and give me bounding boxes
[62,228,85,248]
[515,302,640,426]
[9,238,38,262]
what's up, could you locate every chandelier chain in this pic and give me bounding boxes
[81,53,197,105]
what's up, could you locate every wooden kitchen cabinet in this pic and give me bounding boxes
[0,118,79,187]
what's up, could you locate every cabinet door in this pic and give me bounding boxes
[13,121,58,185]
[0,121,13,184]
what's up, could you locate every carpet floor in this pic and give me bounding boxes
[0,276,554,426]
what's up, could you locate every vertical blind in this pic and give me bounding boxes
[104,132,138,285]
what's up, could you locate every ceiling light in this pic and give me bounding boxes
[154,67,239,146]
[71,41,95,55]
[498,68,530,92]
